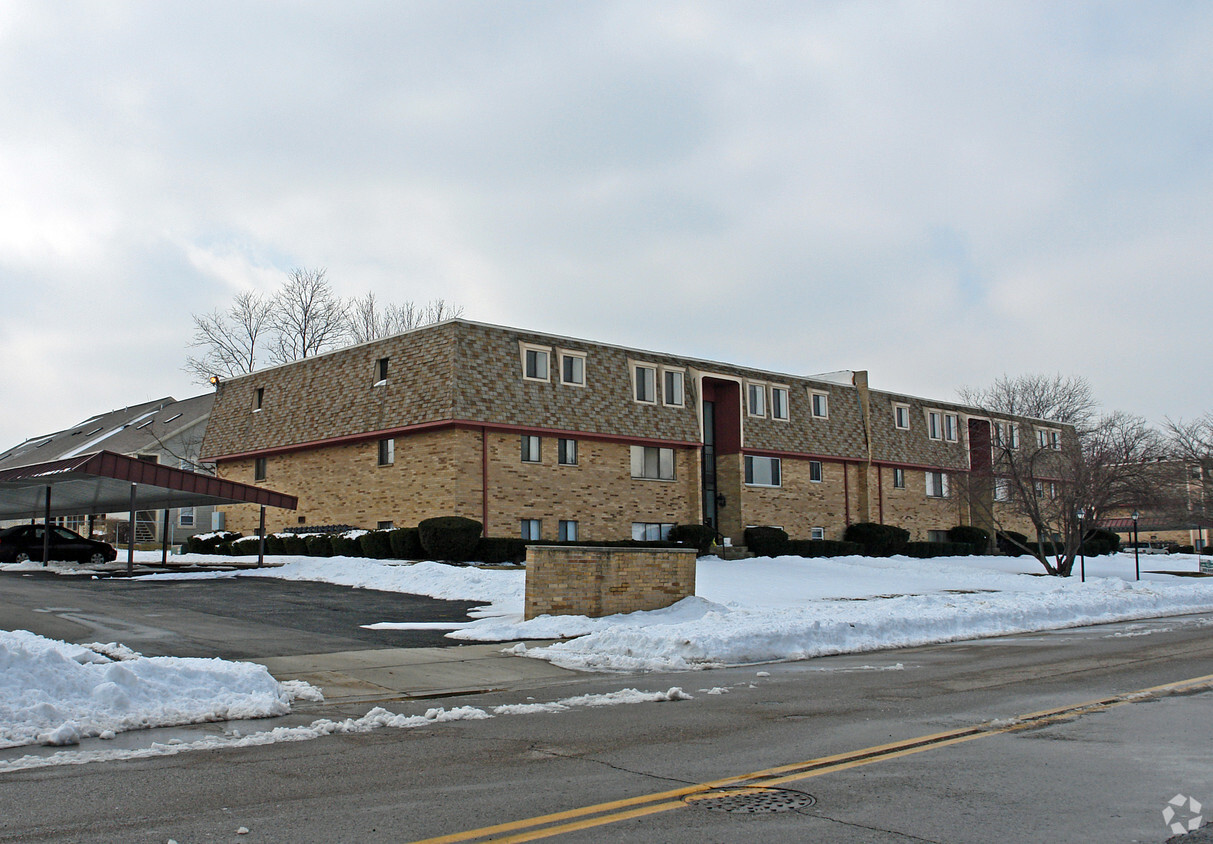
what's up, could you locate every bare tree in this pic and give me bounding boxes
[1163,414,1213,463]
[960,375,1166,575]
[346,293,464,344]
[183,290,272,384]
[267,268,350,364]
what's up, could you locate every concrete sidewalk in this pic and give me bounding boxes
[252,642,581,702]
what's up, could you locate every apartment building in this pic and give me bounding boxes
[201,320,1067,544]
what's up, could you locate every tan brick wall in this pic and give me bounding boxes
[874,465,968,541]
[486,432,701,541]
[740,456,851,541]
[218,428,482,535]
[525,545,697,619]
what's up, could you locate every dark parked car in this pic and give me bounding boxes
[0,524,117,565]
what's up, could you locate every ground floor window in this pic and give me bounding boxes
[809,460,822,483]
[631,446,674,480]
[810,527,825,540]
[744,455,781,487]
[378,438,395,466]
[521,435,541,463]
[926,471,948,498]
[927,529,949,543]
[893,467,906,489]
[254,457,267,481]
[559,519,578,541]
[632,522,674,541]
[558,438,578,465]
[178,507,195,527]
[378,520,394,530]
[521,519,541,540]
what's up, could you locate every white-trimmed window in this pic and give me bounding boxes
[560,351,586,386]
[633,364,657,403]
[1008,423,1020,449]
[521,519,541,540]
[663,369,685,407]
[558,520,578,541]
[521,435,541,463]
[374,357,389,386]
[894,404,910,430]
[378,438,395,466]
[747,383,766,417]
[744,455,782,487]
[811,391,829,419]
[809,460,823,483]
[810,527,825,541]
[993,421,1006,446]
[178,507,195,528]
[521,343,550,382]
[254,387,264,412]
[994,478,1011,501]
[1049,430,1061,450]
[632,522,674,541]
[1037,428,1048,449]
[631,446,674,480]
[927,411,943,440]
[558,438,577,465]
[944,413,959,442]
[771,386,789,421]
[1034,480,1045,498]
[926,471,948,498]
[893,467,906,489]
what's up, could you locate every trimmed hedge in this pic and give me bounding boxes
[358,530,393,559]
[667,524,717,555]
[789,539,863,558]
[389,527,423,560]
[305,534,333,557]
[843,522,909,557]
[1080,527,1120,556]
[744,526,790,557]
[996,530,1030,556]
[265,535,286,556]
[476,537,528,564]
[419,517,483,562]
[186,531,242,554]
[230,536,263,555]
[282,534,308,556]
[331,532,365,557]
[947,525,990,555]
[903,541,976,559]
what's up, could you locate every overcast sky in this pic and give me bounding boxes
[1,1,1210,449]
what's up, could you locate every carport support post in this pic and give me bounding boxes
[257,506,266,568]
[127,483,137,576]
[42,485,51,568]
[161,509,170,565]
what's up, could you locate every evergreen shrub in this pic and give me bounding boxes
[843,522,910,557]
[789,539,863,558]
[330,532,365,557]
[265,535,286,556]
[230,536,262,555]
[946,525,990,555]
[744,526,791,557]
[476,537,528,564]
[1080,527,1120,556]
[358,530,393,559]
[996,530,1031,556]
[667,524,717,555]
[282,535,308,556]
[306,534,333,557]
[186,531,241,554]
[903,541,974,559]
[389,527,423,560]
[418,516,483,562]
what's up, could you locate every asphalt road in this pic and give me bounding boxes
[2,602,1212,843]
[0,571,483,656]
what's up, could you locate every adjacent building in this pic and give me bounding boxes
[201,320,1070,546]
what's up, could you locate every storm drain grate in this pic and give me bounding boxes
[685,786,816,814]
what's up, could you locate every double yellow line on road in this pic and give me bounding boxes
[410,672,1213,844]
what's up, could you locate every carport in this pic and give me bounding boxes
[0,450,297,572]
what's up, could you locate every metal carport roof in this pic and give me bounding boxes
[0,450,296,520]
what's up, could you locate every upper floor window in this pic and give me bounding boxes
[663,370,685,407]
[926,471,948,498]
[558,438,578,465]
[747,383,766,417]
[254,387,264,412]
[560,351,585,386]
[254,457,267,481]
[1007,423,1020,449]
[1049,430,1061,450]
[944,413,959,442]
[894,404,910,430]
[378,438,395,466]
[927,411,943,440]
[520,343,550,382]
[771,387,789,421]
[811,391,828,419]
[744,455,782,487]
[634,364,657,403]
[374,357,389,385]
[521,435,541,463]
[631,445,674,480]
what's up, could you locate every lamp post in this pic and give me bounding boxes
[1077,508,1085,582]
[1132,510,1140,581]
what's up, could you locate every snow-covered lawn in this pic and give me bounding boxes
[0,630,319,750]
[125,550,1213,672]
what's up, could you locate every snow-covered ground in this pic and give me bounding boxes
[0,630,319,750]
[121,549,1213,672]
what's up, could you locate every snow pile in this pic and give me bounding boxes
[0,630,314,749]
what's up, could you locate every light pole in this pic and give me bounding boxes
[1132,510,1140,581]
[1077,508,1085,582]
